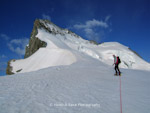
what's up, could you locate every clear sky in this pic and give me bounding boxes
[0,0,150,76]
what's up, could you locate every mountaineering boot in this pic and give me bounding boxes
[119,72,121,76]
[114,73,118,76]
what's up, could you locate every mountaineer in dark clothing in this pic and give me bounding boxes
[113,55,121,75]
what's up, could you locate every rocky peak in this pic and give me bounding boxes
[24,19,81,58]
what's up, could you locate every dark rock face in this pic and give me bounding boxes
[6,60,15,75]
[24,19,47,58]
[89,40,98,45]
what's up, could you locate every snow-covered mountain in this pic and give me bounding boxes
[6,19,150,74]
[2,19,150,113]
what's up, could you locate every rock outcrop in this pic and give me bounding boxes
[24,19,48,58]
[6,60,15,75]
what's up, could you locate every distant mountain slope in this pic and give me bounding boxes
[6,19,150,75]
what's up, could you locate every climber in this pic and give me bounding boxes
[113,55,121,75]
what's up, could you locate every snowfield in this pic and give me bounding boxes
[0,59,150,113]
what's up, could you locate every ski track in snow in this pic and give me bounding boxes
[0,60,150,113]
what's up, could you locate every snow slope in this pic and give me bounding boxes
[10,19,150,74]
[1,58,150,113]
[11,48,76,73]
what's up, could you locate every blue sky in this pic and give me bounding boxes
[0,0,150,75]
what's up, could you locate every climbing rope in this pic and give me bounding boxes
[119,76,123,113]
